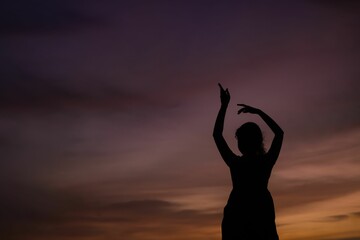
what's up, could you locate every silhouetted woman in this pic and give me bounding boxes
[213,84,283,240]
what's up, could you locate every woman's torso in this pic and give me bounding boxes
[226,155,274,208]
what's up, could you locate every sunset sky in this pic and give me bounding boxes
[1,1,360,239]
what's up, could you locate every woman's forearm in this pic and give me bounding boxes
[258,110,283,136]
[213,104,228,137]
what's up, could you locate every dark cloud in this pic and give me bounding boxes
[273,179,360,211]
[95,199,221,240]
[322,214,349,222]
[99,199,221,227]
[321,238,360,240]
[351,211,360,217]
[0,0,101,35]
[0,180,104,240]
[0,190,221,240]
[0,63,174,113]
[108,199,176,215]
[309,0,360,8]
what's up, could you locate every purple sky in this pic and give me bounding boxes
[1,1,360,239]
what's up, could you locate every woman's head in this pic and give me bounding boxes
[235,122,265,156]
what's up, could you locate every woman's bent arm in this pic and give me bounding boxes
[258,109,284,164]
[238,104,284,165]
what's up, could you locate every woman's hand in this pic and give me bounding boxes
[218,83,230,106]
[237,104,261,114]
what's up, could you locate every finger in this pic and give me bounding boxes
[237,104,248,107]
[218,83,225,91]
[237,108,245,114]
[226,89,230,94]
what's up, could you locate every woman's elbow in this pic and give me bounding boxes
[212,132,223,140]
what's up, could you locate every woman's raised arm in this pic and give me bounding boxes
[213,84,236,166]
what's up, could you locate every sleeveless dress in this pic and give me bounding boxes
[222,154,279,240]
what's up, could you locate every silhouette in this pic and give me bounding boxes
[213,84,284,240]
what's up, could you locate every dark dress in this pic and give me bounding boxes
[222,154,279,240]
